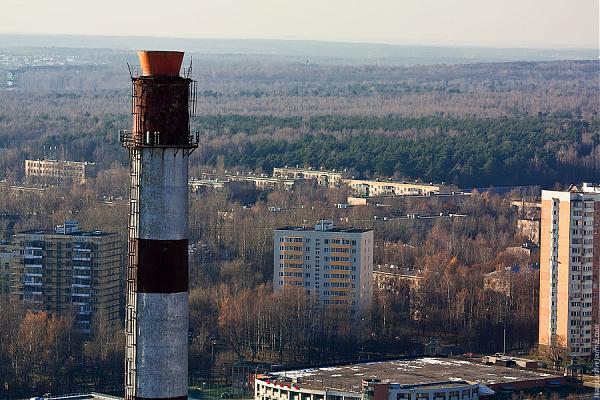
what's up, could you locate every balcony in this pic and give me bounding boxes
[72,284,91,289]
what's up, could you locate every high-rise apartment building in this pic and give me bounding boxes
[274,220,373,317]
[0,241,15,295]
[12,221,122,333]
[539,183,600,357]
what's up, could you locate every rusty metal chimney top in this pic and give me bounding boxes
[137,50,184,77]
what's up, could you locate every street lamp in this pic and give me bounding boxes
[498,320,506,355]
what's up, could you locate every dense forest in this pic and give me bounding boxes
[0,50,598,188]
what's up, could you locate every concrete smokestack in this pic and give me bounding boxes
[121,50,198,400]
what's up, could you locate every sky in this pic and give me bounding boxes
[3,0,599,48]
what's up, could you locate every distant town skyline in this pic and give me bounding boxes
[2,0,598,49]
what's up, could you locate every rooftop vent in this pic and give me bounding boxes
[315,219,334,231]
[55,220,80,234]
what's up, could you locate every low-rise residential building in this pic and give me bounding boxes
[373,266,422,320]
[483,268,516,297]
[274,220,373,317]
[343,179,447,197]
[510,198,541,219]
[25,159,96,183]
[228,175,295,190]
[189,178,226,192]
[516,218,540,244]
[273,167,343,188]
[373,266,422,291]
[189,175,294,192]
[12,221,122,333]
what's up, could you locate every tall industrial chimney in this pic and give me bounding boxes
[121,50,198,400]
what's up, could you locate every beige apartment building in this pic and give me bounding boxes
[343,179,446,197]
[539,183,600,357]
[273,220,373,317]
[25,159,96,183]
[12,221,122,333]
[272,167,343,188]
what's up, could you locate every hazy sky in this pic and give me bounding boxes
[3,0,598,48]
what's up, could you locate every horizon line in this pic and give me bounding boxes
[0,32,597,52]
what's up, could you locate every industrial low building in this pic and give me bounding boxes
[25,159,96,183]
[254,358,566,400]
[274,220,373,317]
[11,220,122,333]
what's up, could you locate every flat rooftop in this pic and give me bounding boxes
[18,229,115,237]
[270,358,560,392]
[43,394,122,400]
[276,226,371,233]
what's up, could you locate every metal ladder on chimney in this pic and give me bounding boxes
[125,148,141,400]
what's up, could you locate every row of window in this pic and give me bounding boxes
[279,237,359,246]
[570,311,592,317]
[324,282,353,288]
[279,280,302,286]
[397,388,477,400]
[570,319,593,326]
[570,301,593,308]
[572,229,595,235]
[324,265,356,271]
[280,271,303,277]
[22,241,98,250]
[571,274,593,281]
[324,290,352,297]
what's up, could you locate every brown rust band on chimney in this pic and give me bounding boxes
[134,239,189,293]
